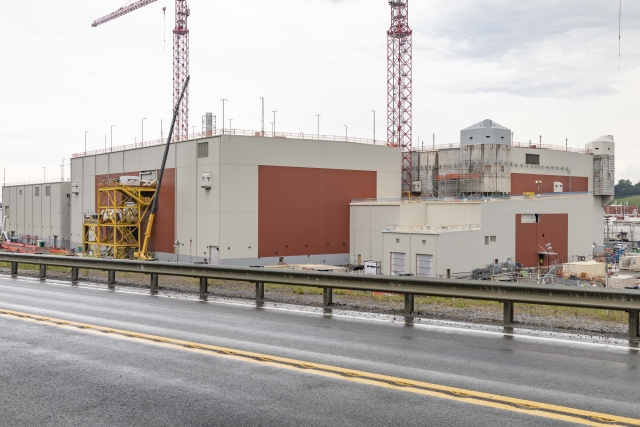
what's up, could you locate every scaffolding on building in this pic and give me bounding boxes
[593,155,615,196]
[412,144,511,198]
[82,182,156,259]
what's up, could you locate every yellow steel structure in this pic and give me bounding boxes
[83,183,156,259]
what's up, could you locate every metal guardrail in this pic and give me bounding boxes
[0,253,638,342]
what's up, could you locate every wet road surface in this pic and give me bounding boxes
[1,275,639,426]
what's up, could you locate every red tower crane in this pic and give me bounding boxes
[387,0,413,194]
[92,0,190,142]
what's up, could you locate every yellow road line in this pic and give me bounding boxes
[1,307,637,426]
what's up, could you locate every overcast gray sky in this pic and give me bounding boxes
[1,0,638,189]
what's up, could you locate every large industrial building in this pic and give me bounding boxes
[69,133,399,264]
[350,121,615,276]
[1,180,71,247]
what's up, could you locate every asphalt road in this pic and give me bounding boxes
[1,275,639,427]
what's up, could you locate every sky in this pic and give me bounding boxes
[1,0,639,193]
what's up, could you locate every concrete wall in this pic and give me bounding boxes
[2,182,71,247]
[510,147,593,192]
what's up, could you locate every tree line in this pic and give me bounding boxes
[615,179,640,198]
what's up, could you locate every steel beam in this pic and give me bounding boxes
[39,265,46,279]
[11,262,18,277]
[503,302,514,325]
[108,271,116,288]
[150,274,159,295]
[630,311,639,341]
[256,281,265,300]
[71,267,79,283]
[323,287,333,307]
[404,294,414,315]
[199,278,208,296]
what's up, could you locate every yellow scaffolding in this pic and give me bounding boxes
[83,183,156,259]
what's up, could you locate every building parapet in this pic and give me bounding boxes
[71,129,386,158]
[351,192,592,205]
[413,141,592,155]
[384,224,480,233]
[3,178,70,187]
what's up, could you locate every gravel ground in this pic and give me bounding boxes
[1,266,632,341]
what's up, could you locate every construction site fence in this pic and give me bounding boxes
[1,253,639,342]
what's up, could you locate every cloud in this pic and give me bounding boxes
[413,0,640,98]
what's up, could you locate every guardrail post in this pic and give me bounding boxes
[256,281,265,300]
[71,267,79,283]
[503,302,514,325]
[108,271,116,289]
[323,287,333,307]
[404,294,414,315]
[39,264,47,279]
[11,262,18,277]
[630,311,639,341]
[199,278,208,297]
[150,274,159,295]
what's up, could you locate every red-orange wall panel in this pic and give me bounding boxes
[515,213,568,267]
[510,173,588,195]
[258,166,377,257]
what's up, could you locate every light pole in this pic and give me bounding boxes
[84,131,89,155]
[228,119,233,131]
[43,167,47,181]
[3,168,7,186]
[372,110,376,144]
[192,125,196,137]
[260,97,265,136]
[110,125,115,151]
[535,180,542,194]
[272,111,277,134]
[270,122,274,134]
[61,159,68,181]
[315,114,321,138]
[142,118,146,144]
[221,99,228,132]
[104,135,107,150]
[344,125,347,139]
[161,119,164,141]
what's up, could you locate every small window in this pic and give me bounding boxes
[45,186,51,196]
[422,240,426,244]
[485,135,490,138]
[469,137,473,140]
[197,141,209,158]
[501,136,504,140]
[500,166,505,172]
[19,190,22,196]
[490,236,496,242]
[485,165,491,172]
[396,238,400,243]
[34,187,40,197]
[526,154,540,165]
[521,214,540,223]
[485,236,489,245]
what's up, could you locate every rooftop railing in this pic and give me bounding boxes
[351,192,592,204]
[3,178,70,187]
[384,224,480,233]
[415,141,592,155]
[72,129,387,158]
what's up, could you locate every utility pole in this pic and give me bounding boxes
[221,99,228,132]
[260,97,265,136]
[371,110,375,143]
[272,111,277,134]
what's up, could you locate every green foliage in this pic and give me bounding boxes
[614,179,640,199]
[613,194,640,208]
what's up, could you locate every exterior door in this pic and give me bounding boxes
[416,254,434,277]
[209,246,220,265]
[390,252,406,275]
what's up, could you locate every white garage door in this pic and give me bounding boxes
[416,254,434,277]
[390,252,406,275]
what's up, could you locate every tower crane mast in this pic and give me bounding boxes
[92,0,190,142]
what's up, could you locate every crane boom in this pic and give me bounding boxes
[92,0,158,27]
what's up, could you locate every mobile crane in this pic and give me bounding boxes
[135,76,190,260]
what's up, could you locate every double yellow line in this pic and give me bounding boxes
[1,308,638,426]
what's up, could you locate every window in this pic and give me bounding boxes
[485,236,489,245]
[500,166,505,172]
[19,190,22,196]
[422,240,426,244]
[197,141,209,158]
[526,154,540,165]
[395,238,400,243]
[490,236,496,242]
[521,214,540,223]
[485,165,491,172]
[34,187,39,197]
[45,186,51,196]
[485,135,490,139]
